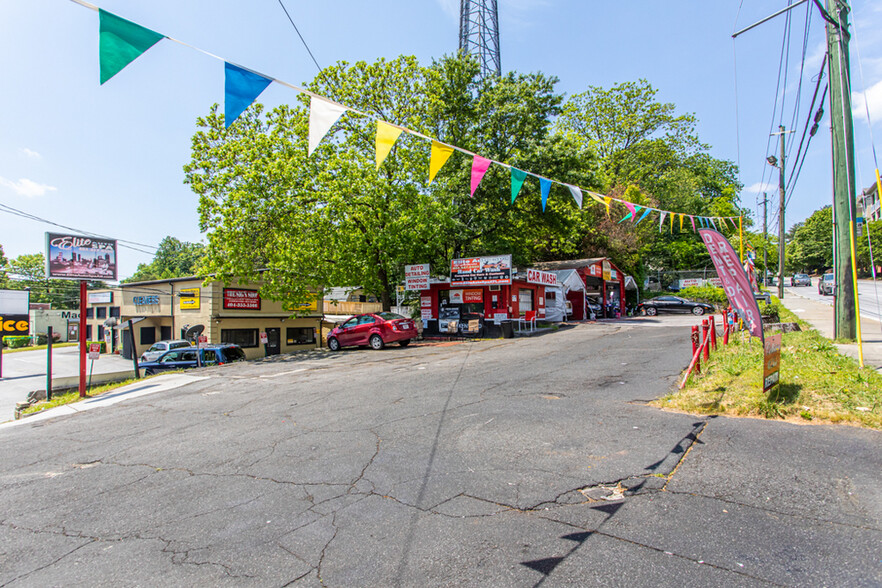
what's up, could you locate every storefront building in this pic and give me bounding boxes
[84,277,322,360]
[535,258,627,318]
[416,255,548,337]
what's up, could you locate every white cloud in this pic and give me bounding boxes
[852,78,882,127]
[20,147,41,159]
[745,181,775,195]
[435,0,457,18]
[0,176,57,197]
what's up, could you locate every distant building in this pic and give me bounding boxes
[862,181,881,222]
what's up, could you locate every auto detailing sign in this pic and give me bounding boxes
[450,255,512,286]
[527,268,557,286]
[46,232,118,281]
[405,264,430,291]
[699,229,763,341]
[0,289,30,336]
[223,288,261,310]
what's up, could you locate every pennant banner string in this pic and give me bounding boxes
[74,0,744,229]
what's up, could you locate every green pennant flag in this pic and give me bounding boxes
[99,9,164,85]
[511,167,527,204]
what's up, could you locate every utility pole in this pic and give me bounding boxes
[826,0,859,340]
[769,126,789,299]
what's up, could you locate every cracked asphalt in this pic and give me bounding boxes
[1,320,880,586]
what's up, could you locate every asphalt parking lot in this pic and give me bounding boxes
[1,319,879,586]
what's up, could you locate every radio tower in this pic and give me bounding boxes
[459,0,500,78]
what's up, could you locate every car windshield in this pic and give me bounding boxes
[170,342,190,349]
[377,312,405,321]
[824,274,834,281]
[222,347,246,362]
[148,344,164,352]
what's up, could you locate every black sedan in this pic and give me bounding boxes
[637,296,714,316]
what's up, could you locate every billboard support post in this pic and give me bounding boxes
[47,326,53,401]
[79,280,87,397]
[129,320,140,379]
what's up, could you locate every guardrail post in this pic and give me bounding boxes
[691,326,700,374]
[709,315,717,350]
[723,313,729,345]
[701,319,710,361]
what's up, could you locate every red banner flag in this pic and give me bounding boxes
[699,229,764,342]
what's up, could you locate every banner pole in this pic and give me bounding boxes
[739,216,744,263]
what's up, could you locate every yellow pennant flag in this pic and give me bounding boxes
[429,141,454,184]
[679,214,684,232]
[376,121,403,169]
[670,212,675,231]
[603,196,611,217]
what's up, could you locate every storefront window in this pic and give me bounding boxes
[518,289,533,315]
[221,328,259,348]
[286,328,315,345]
[96,307,107,319]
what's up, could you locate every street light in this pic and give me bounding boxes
[766,155,778,167]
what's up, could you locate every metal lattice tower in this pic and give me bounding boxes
[459,0,500,78]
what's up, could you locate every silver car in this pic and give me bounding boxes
[818,273,835,296]
[790,273,811,287]
[140,339,192,363]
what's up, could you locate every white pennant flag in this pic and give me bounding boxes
[659,211,668,231]
[308,96,349,155]
[566,185,583,208]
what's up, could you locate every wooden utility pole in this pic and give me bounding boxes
[826,0,858,340]
[771,126,787,300]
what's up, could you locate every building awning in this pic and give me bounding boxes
[113,317,147,330]
[624,275,638,290]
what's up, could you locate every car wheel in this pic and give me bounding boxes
[327,337,341,352]
[691,306,705,316]
[645,306,657,316]
[399,339,411,347]
[369,334,384,350]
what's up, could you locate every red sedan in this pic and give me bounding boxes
[327,312,418,351]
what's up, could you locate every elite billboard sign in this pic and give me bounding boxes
[46,232,118,281]
[450,255,512,286]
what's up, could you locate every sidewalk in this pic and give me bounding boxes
[779,287,882,372]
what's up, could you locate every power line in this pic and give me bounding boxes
[276,0,322,73]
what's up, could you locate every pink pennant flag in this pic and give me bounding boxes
[622,200,637,219]
[470,155,491,197]
[690,215,697,232]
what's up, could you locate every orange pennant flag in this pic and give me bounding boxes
[429,141,454,184]
[376,121,403,169]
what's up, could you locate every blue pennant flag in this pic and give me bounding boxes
[634,207,652,225]
[539,177,552,212]
[225,62,272,127]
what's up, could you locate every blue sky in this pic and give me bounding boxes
[2,0,882,279]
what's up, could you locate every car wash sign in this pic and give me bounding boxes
[451,255,512,286]
[526,269,557,286]
[0,289,30,336]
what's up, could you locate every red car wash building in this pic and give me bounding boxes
[535,258,627,319]
[418,255,550,337]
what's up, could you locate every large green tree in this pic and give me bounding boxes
[555,79,744,273]
[788,206,833,273]
[6,253,79,307]
[123,236,205,283]
[185,54,600,310]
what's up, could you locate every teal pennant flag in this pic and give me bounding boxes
[99,9,164,84]
[225,63,273,127]
[511,168,527,204]
[539,178,552,211]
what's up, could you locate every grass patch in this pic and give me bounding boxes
[653,302,882,430]
[21,375,162,415]
[3,342,78,354]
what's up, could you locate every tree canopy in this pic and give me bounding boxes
[185,57,742,309]
[123,236,205,283]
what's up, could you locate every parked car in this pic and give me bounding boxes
[790,273,811,287]
[139,339,192,363]
[637,296,714,316]
[140,344,246,376]
[327,312,418,351]
[818,273,835,296]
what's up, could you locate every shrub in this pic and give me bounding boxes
[3,336,31,349]
[678,285,728,309]
[760,301,781,323]
[35,332,63,345]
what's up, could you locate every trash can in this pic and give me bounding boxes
[501,321,514,339]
